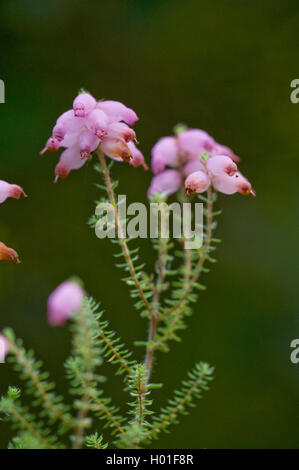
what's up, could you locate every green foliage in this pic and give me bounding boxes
[85,432,108,449]
[150,363,214,439]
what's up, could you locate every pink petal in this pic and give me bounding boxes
[0,180,27,203]
[206,155,237,177]
[73,93,97,118]
[148,169,181,197]
[98,100,138,125]
[100,137,132,162]
[185,170,210,195]
[47,281,84,327]
[183,158,205,176]
[54,145,87,181]
[178,129,215,159]
[212,143,240,162]
[106,121,136,143]
[85,109,109,138]
[127,141,148,170]
[151,136,178,174]
[78,130,100,158]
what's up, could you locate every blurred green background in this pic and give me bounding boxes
[0,0,298,449]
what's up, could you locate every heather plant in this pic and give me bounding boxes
[0,91,254,449]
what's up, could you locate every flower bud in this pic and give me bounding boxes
[0,181,27,203]
[47,281,84,327]
[78,130,100,159]
[86,109,109,138]
[100,137,132,162]
[98,100,138,125]
[185,170,210,195]
[206,155,237,177]
[148,169,181,197]
[73,93,97,118]
[0,334,9,362]
[0,241,20,263]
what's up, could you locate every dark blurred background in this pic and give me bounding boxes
[0,0,298,449]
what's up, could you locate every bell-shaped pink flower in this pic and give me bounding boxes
[185,170,210,195]
[78,130,100,159]
[212,143,240,162]
[54,145,87,181]
[148,169,181,197]
[178,129,215,159]
[127,141,148,170]
[206,155,237,177]
[0,334,9,362]
[0,241,20,263]
[73,93,97,118]
[151,136,178,174]
[47,280,84,327]
[107,122,137,143]
[40,136,61,155]
[183,158,205,176]
[0,181,27,203]
[100,137,132,162]
[56,110,85,136]
[213,171,255,196]
[98,100,138,125]
[85,109,109,138]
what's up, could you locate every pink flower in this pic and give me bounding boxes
[0,181,27,203]
[47,281,84,327]
[183,158,205,176]
[178,129,215,158]
[151,137,178,174]
[148,169,181,198]
[106,122,137,143]
[0,241,20,263]
[100,137,132,162]
[185,170,211,195]
[98,100,138,125]
[78,130,100,159]
[212,143,240,162]
[0,334,9,362]
[85,109,109,138]
[206,155,237,177]
[213,171,255,196]
[54,145,87,182]
[73,93,97,118]
[128,141,148,170]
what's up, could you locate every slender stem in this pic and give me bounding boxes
[98,149,154,318]
[73,309,93,449]
[153,186,214,350]
[144,222,168,380]
[9,405,55,449]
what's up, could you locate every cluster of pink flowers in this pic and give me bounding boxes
[148,128,254,198]
[0,180,27,264]
[41,92,148,180]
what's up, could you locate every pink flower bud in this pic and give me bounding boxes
[212,143,240,162]
[127,141,148,170]
[100,137,132,162]
[0,180,27,203]
[0,241,20,263]
[213,172,255,196]
[47,281,84,327]
[185,170,210,195]
[73,93,97,118]
[178,129,215,158]
[148,169,181,197]
[107,122,137,143]
[78,130,100,159]
[40,136,61,155]
[151,137,178,174]
[206,155,237,177]
[0,334,9,361]
[54,146,87,182]
[98,100,138,125]
[85,109,109,138]
[183,158,205,176]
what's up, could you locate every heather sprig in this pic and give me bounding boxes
[0,91,254,449]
